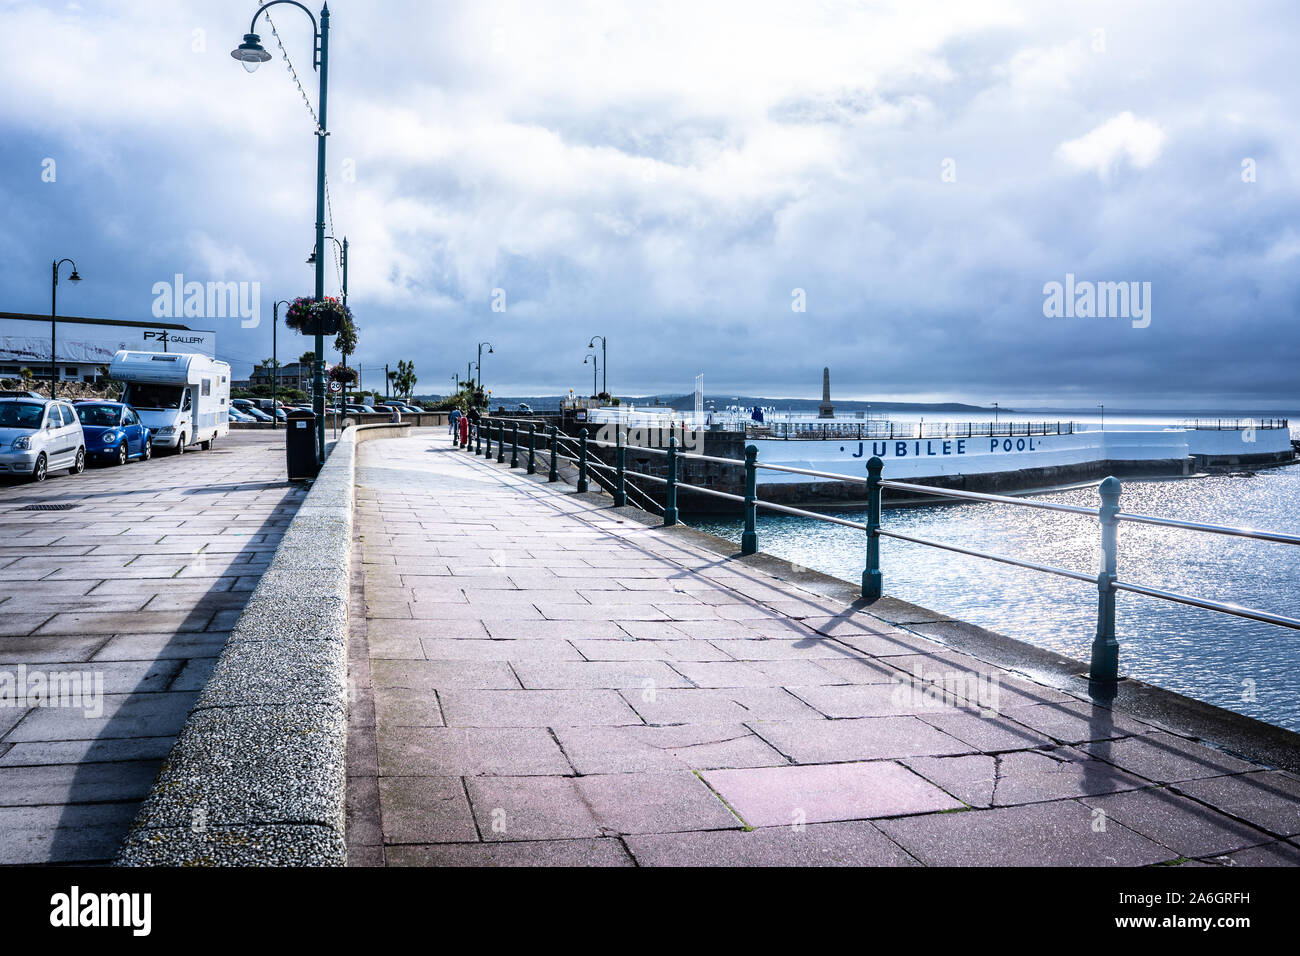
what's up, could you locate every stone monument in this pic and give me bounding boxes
[818,367,835,419]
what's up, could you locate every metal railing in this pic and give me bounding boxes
[468,420,1300,687]
[750,420,1077,441]
[1180,419,1289,431]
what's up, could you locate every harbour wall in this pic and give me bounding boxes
[596,426,1292,511]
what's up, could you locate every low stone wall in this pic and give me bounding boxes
[116,423,399,867]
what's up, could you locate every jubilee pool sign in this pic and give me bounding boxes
[843,437,1046,459]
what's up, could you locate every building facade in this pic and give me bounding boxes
[0,312,215,383]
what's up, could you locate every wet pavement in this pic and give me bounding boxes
[347,434,1300,866]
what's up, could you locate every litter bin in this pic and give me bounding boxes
[286,409,319,480]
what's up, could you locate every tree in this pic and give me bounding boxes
[261,357,282,369]
[300,351,316,366]
[392,359,417,401]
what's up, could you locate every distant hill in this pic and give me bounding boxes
[412,392,1001,414]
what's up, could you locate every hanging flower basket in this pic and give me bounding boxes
[284,296,352,336]
[327,364,357,386]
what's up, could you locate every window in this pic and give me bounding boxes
[201,379,211,397]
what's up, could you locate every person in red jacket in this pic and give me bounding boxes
[458,408,469,447]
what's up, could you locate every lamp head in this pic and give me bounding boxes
[68,270,82,283]
[231,34,271,73]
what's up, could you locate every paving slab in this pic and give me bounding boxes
[703,761,963,827]
[0,434,306,864]
[626,820,920,866]
[876,800,1177,866]
[347,436,1293,867]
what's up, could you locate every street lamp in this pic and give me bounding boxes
[583,352,599,398]
[50,258,82,399]
[476,341,493,393]
[233,1,331,467]
[992,401,999,425]
[1098,403,1105,431]
[587,334,607,397]
[271,299,291,428]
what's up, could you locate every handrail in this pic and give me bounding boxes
[471,420,1300,690]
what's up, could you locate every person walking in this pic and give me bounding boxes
[458,409,470,448]
[467,404,481,445]
[449,405,461,439]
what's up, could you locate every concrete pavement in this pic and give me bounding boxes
[0,432,305,864]
[347,434,1300,866]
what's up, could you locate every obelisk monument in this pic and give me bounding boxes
[818,367,835,419]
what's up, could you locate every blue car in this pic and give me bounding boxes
[73,401,153,466]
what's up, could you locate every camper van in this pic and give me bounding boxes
[108,350,231,454]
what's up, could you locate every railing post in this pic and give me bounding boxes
[1089,476,1122,688]
[548,426,559,482]
[863,456,884,601]
[485,419,493,457]
[527,423,537,475]
[475,418,483,455]
[613,426,627,506]
[577,428,589,493]
[741,444,758,555]
[496,422,505,463]
[510,422,520,468]
[664,436,679,526]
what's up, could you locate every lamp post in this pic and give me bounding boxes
[233,1,330,466]
[271,299,290,428]
[992,401,999,425]
[584,352,598,398]
[587,334,607,397]
[1098,403,1105,431]
[476,341,493,394]
[50,258,82,398]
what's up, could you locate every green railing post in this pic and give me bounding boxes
[1089,476,1122,687]
[484,419,492,457]
[863,456,883,600]
[475,418,483,456]
[741,444,758,555]
[613,426,627,507]
[510,422,520,468]
[527,423,537,475]
[664,436,679,526]
[548,425,559,482]
[577,428,589,493]
[496,422,505,463]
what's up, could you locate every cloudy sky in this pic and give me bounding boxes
[3,0,1298,407]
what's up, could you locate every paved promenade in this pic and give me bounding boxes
[347,435,1300,866]
[0,433,304,864]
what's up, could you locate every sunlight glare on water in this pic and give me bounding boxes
[693,467,1300,731]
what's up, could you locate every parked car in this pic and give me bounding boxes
[0,397,86,481]
[344,404,377,414]
[228,408,255,423]
[73,401,153,466]
[516,403,533,414]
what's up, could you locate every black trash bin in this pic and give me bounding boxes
[286,409,319,480]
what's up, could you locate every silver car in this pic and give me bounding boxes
[0,398,86,482]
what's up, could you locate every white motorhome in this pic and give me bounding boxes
[108,350,231,453]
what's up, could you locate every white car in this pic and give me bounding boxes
[0,398,86,481]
